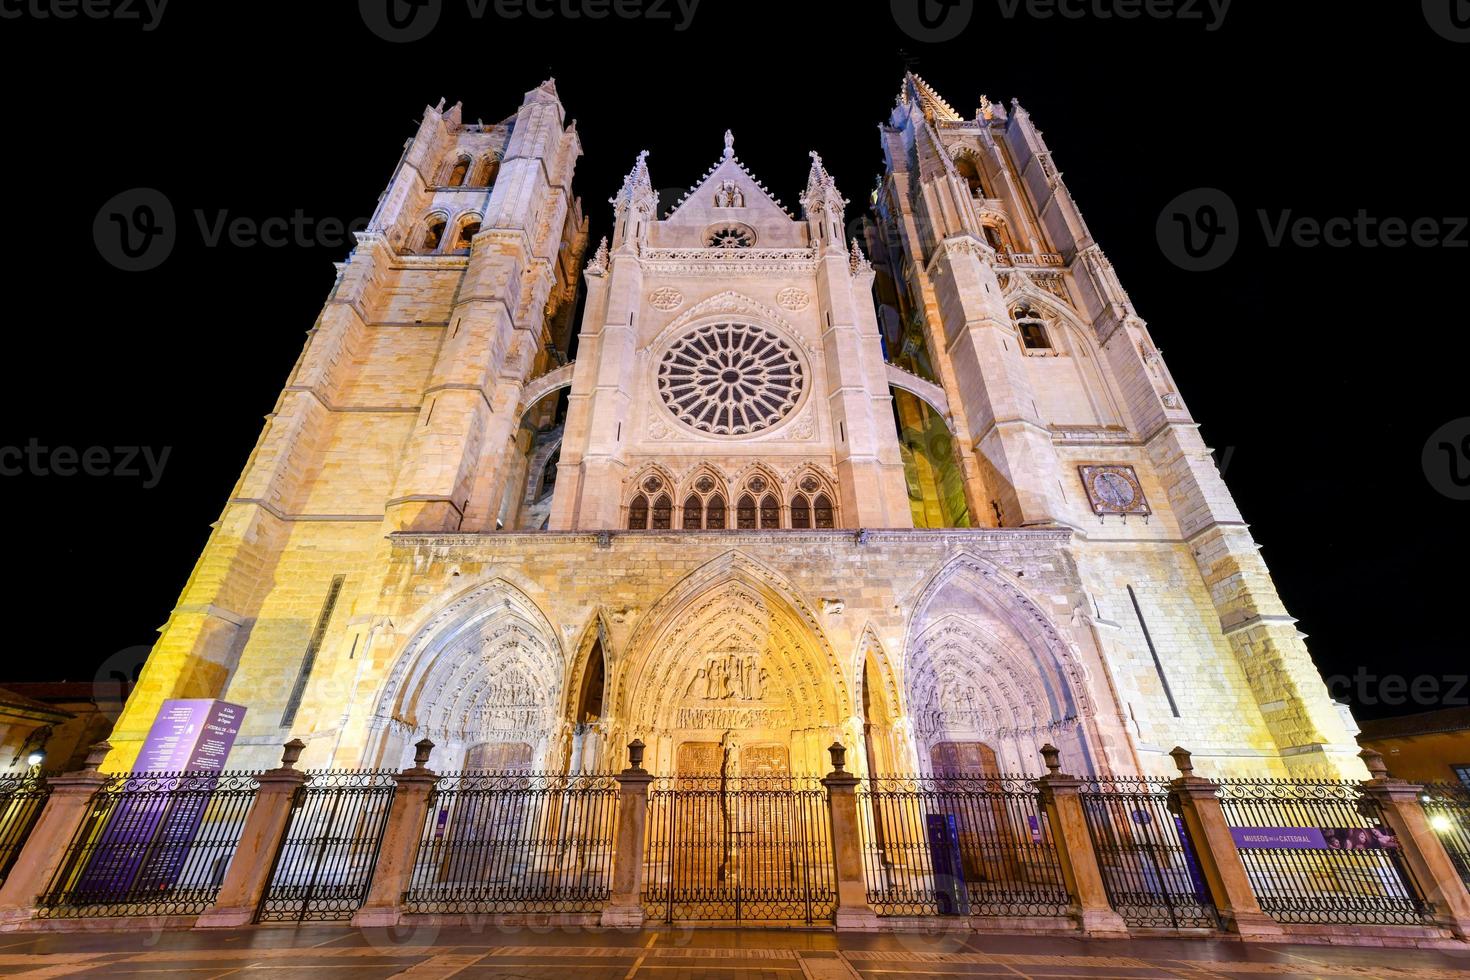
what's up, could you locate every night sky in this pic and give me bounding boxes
[0,3,1464,722]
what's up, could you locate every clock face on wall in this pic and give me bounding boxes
[1078,465,1151,517]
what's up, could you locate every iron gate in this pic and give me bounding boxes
[642,776,836,923]
[1421,783,1470,890]
[256,771,396,922]
[858,775,1071,918]
[0,770,51,885]
[404,771,618,914]
[38,771,259,918]
[1217,779,1434,925]
[1079,778,1219,929]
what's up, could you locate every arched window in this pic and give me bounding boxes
[628,494,649,530]
[759,494,780,529]
[791,495,812,529]
[422,217,447,253]
[706,495,726,529]
[683,494,703,529]
[454,220,480,251]
[1012,303,1052,350]
[813,493,835,529]
[651,494,673,530]
[737,494,757,530]
[447,155,471,187]
[955,155,987,198]
[475,157,500,188]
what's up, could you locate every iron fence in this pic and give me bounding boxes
[1420,783,1470,890]
[857,774,1070,918]
[256,770,396,922]
[642,775,836,923]
[1216,779,1433,926]
[1079,778,1218,929]
[404,771,618,914]
[37,771,259,918]
[0,770,52,885]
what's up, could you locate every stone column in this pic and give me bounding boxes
[1163,747,1281,937]
[601,740,652,928]
[0,741,112,926]
[1358,749,1470,940]
[196,739,309,928]
[352,739,438,928]
[1034,744,1128,937]
[822,743,878,930]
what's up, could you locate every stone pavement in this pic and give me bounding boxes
[2,926,1470,979]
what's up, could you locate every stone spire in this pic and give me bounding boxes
[610,149,657,219]
[800,150,848,222]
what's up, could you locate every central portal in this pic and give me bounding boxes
[616,563,850,780]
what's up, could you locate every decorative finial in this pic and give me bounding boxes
[849,238,872,276]
[84,740,113,772]
[627,739,646,773]
[1040,743,1062,775]
[281,738,306,770]
[413,737,435,769]
[1169,746,1194,777]
[723,129,735,160]
[828,741,847,773]
[1359,747,1389,780]
[587,236,610,275]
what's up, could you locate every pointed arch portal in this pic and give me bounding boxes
[618,552,849,778]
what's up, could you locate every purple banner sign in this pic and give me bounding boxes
[1231,827,1400,851]
[137,699,245,774]
[76,700,245,898]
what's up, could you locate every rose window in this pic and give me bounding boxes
[657,323,804,436]
[706,225,755,248]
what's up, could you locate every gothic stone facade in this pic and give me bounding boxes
[106,77,1363,780]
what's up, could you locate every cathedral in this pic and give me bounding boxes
[106,76,1364,781]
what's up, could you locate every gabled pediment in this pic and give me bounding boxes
[662,131,795,227]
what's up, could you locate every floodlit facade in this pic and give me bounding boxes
[106,76,1364,781]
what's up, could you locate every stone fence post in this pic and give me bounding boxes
[822,742,877,930]
[0,741,113,927]
[601,739,652,927]
[353,739,438,928]
[196,739,309,928]
[1358,749,1470,940]
[1163,747,1282,937]
[1033,744,1128,937]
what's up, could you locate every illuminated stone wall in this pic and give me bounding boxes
[106,77,1363,782]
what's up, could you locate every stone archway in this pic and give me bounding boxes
[905,554,1100,775]
[617,552,849,779]
[366,579,566,770]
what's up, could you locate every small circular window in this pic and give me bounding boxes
[657,323,804,436]
[705,224,756,248]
